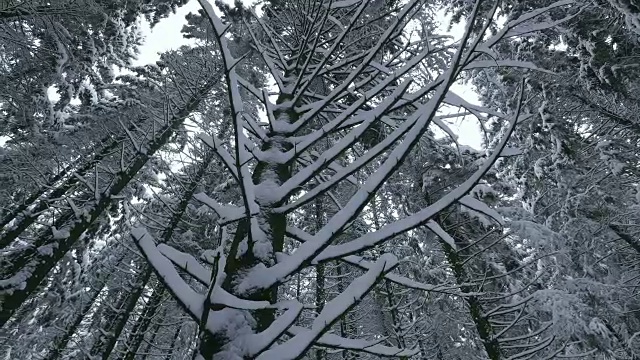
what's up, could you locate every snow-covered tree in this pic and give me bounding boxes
[129,0,581,358]
[9,0,638,359]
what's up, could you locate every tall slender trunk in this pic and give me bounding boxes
[44,248,129,360]
[165,309,186,359]
[0,78,217,326]
[371,199,407,350]
[314,197,325,360]
[609,224,640,254]
[44,286,104,360]
[116,146,215,358]
[383,280,406,349]
[437,218,501,360]
[138,315,163,358]
[119,284,165,360]
[88,267,152,359]
[0,134,120,249]
[3,216,104,331]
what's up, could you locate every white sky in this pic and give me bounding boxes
[133,1,203,65]
[135,0,483,148]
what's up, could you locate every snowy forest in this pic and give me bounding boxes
[2,0,640,358]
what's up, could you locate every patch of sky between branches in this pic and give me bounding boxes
[133,0,484,148]
[3,1,484,151]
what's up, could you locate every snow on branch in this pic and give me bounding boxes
[277,79,414,201]
[155,241,274,311]
[444,91,506,119]
[287,326,419,357]
[196,0,261,248]
[312,82,525,263]
[327,0,362,9]
[132,227,209,326]
[198,133,239,181]
[242,17,285,91]
[459,195,505,226]
[157,243,211,285]
[287,0,425,131]
[193,192,245,224]
[236,7,491,294]
[255,254,398,360]
[463,60,557,74]
[285,225,468,295]
[426,220,458,250]
[136,227,351,358]
[480,0,581,50]
[290,0,370,106]
[245,301,304,357]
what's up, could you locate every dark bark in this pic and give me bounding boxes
[44,286,103,360]
[441,239,502,359]
[435,214,502,360]
[44,248,128,360]
[314,197,325,360]
[0,134,118,249]
[165,315,185,359]
[196,68,297,358]
[0,78,217,327]
[119,285,165,360]
[88,268,152,359]
[609,224,640,255]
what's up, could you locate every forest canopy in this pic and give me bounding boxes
[1,0,640,359]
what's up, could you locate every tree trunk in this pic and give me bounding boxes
[120,284,165,360]
[88,267,152,359]
[0,134,120,249]
[314,197,325,360]
[0,78,217,326]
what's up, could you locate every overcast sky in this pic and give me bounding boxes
[135,1,483,148]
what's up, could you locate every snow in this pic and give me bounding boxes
[329,0,361,9]
[313,112,519,263]
[426,221,458,250]
[432,117,459,143]
[198,133,239,180]
[285,225,458,294]
[206,308,255,358]
[193,192,244,223]
[37,244,55,256]
[157,244,211,285]
[196,0,230,41]
[213,288,271,311]
[278,79,414,204]
[288,0,422,133]
[253,177,283,207]
[244,301,303,356]
[138,218,315,357]
[255,62,517,290]
[370,61,392,75]
[255,255,397,360]
[459,195,505,226]
[608,0,640,36]
[131,228,209,327]
[500,147,522,157]
[534,158,546,179]
[0,269,30,294]
[482,0,579,49]
[465,60,556,74]
[287,326,419,357]
[51,226,70,240]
